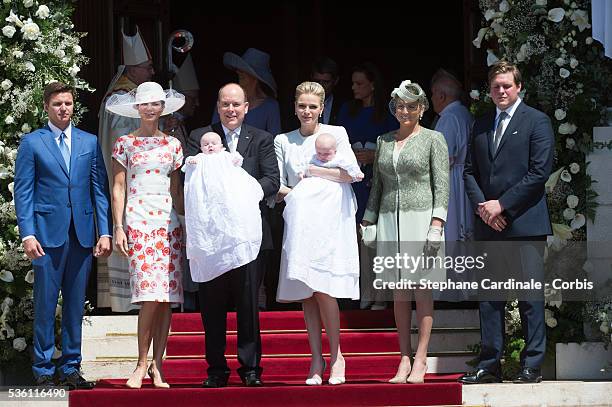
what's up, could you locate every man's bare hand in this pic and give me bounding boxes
[23,238,45,260]
[94,236,112,258]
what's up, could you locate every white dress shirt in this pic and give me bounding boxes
[221,124,242,153]
[494,97,522,140]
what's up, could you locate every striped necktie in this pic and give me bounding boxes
[493,111,508,153]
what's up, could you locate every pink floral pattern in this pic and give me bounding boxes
[113,135,184,304]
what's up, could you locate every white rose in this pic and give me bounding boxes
[472,27,488,49]
[23,0,34,7]
[1,79,13,90]
[566,195,579,208]
[0,269,14,282]
[545,308,554,320]
[8,182,14,198]
[12,50,23,58]
[21,123,31,133]
[563,207,576,220]
[13,337,27,352]
[559,68,570,78]
[499,0,510,13]
[559,122,577,134]
[24,270,34,284]
[35,5,50,19]
[484,9,496,21]
[554,109,567,120]
[491,21,504,35]
[569,162,580,174]
[0,297,13,313]
[54,49,65,58]
[600,322,610,334]
[21,21,40,41]
[73,44,82,54]
[546,317,558,328]
[2,25,16,38]
[24,61,35,71]
[586,37,593,45]
[571,9,590,31]
[555,57,565,66]
[68,65,80,77]
[536,0,547,5]
[566,137,576,149]
[548,8,565,22]
[4,115,14,125]
[470,89,480,100]
[560,169,572,182]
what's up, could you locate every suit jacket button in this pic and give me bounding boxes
[67,203,71,207]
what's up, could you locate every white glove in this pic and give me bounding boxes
[426,225,443,245]
[423,225,443,258]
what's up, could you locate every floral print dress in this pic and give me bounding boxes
[112,135,184,304]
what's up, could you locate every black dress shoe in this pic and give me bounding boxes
[513,367,542,383]
[59,372,95,390]
[241,372,263,387]
[35,375,56,388]
[458,368,501,384]
[202,375,228,388]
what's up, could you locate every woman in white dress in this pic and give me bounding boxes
[362,80,449,384]
[275,82,361,385]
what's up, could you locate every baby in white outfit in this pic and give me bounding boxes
[182,131,263,282]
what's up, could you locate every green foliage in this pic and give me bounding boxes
[0,0,92,368]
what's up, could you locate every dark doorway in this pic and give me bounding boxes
[169,1,465,132]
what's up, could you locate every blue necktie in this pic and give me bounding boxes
[59,132,70,171]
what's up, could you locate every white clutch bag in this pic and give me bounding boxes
[359,224,377,249]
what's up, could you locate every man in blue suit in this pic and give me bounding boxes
[14,82,112,389]
[460,61,554,384]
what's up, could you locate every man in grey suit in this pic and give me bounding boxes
[186,83,280,387]
[460,61,554,384]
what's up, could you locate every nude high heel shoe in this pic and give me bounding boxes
[148,365,170,388]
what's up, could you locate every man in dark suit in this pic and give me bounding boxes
[14,82,112,389]
[186,83,280,387]
[459,61,554,384]
[311,56,343,125]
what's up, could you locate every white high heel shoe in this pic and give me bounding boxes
[305,359,326,386]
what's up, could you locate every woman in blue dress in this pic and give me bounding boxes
[337,62,399,223]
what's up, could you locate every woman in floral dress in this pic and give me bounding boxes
[106,82,185,388]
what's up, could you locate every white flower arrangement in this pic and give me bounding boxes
[471,0,612,351]
[0,1,92,367]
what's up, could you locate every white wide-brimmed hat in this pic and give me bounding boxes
[105,81,185,118]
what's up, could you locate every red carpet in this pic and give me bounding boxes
[70,310,462,406]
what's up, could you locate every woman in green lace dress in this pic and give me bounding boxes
[362,80,449,384]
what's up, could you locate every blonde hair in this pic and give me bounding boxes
[295,81,325,105]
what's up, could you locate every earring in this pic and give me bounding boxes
[319,112,323,118]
